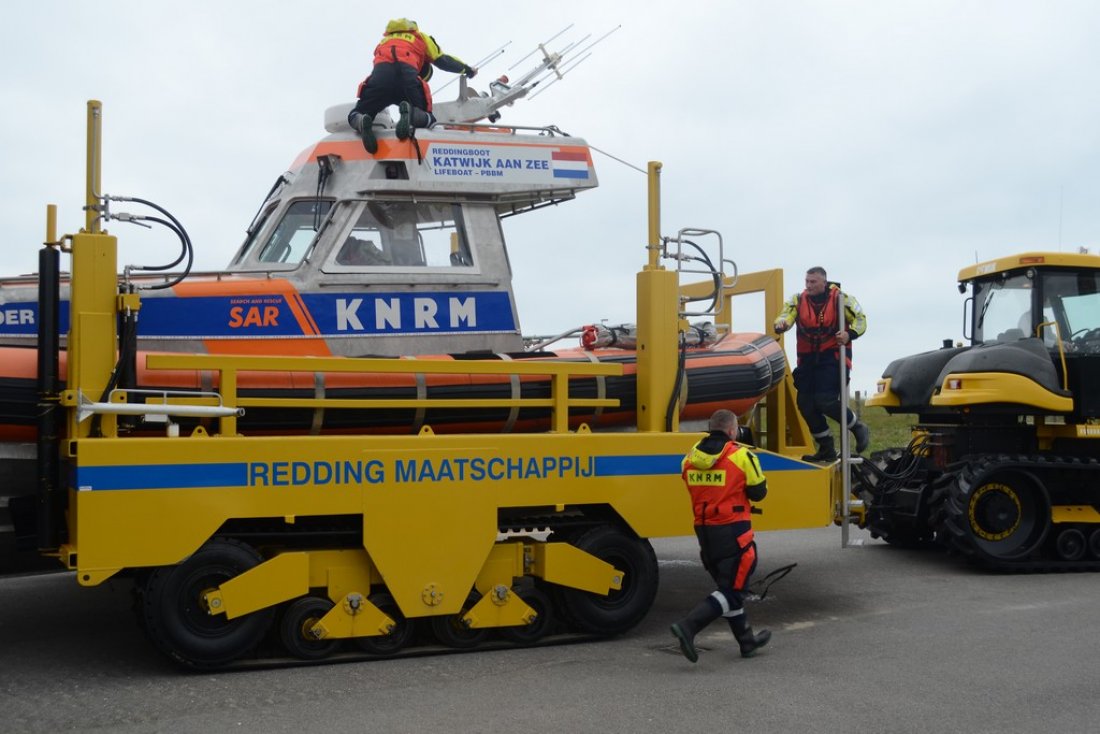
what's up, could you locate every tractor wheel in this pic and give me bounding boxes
[1089,528,1100,560]
[558,525,658,636]
[141,538,275,669]
[964,471,1049,561]
[1054,528,1087,561]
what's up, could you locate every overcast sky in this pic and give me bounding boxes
[5,1,1100,393]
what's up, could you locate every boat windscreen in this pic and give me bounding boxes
[255,199,333,265]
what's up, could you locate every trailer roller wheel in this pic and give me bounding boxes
[1054,528,1086,561]
[280,596,340,660]
[355,593,415,656]
[1089,529,1100,560]
[558,525,658,636]
[499,587,554,645]
[142,538,275,668]
[431,592,488,648]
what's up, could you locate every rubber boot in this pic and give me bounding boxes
[669,598,722,663]
[802,435,838,462]
[852,421,871,454]
[396,101,412,141]
[727,614,771,658]
[735,626,772,658]
[409,106,436,130]
[353,112,377,154]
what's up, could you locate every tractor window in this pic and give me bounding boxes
[1042,271,1100,352]
[973,273,1034,344]
[329,201,474,271]
[255,199,333,265]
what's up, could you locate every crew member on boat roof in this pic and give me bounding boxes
[348,18,477,155]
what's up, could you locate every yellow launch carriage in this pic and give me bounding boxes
[19,100,843,668]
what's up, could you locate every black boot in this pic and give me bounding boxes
[352,112,377,154]
[396,102,412,140]
[670,598,721,663]
[728,615,771,658]
[409,105,435,130]
[852,421,871,454]
[735,626,772,658]
[802,435,837,462]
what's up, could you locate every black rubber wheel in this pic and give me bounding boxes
[1054,528,1087,561]
[499,587,554,645]
[965,473,1049,561]
[557,525,659,636]
[279,596,339,660]
[430,592,488,648]
[1089,528,1100,560]
[355,593,415,656]
[141,538,275,669]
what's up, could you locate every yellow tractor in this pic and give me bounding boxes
[864,251,1100,569]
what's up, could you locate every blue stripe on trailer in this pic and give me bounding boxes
[594,454,683,476]
[595,451,819,478]
[756,453,820,472]
[75,463,248,491]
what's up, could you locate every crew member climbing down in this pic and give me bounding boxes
[774,266,871,461]
[670,409,771,663]
[348,18,477,154]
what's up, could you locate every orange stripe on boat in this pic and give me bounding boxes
[289,139,593,170]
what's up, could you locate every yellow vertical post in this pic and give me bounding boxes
[85,101,102,234]
[67,100,119,442]
[45,205,57,244]
[646,161,661,270]
[219,367,239,436]
[635,162,681,433]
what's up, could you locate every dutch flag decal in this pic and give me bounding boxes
[552,150,591,179]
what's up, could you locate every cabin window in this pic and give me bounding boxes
[1041,271,1100,351]
[231,203,278,266]
[255,199,333,265]
[973,273,1033,344]
[332,201,473,270]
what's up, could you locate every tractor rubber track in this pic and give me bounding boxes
[937,454,1100,572]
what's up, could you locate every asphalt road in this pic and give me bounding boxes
[2,527,1098,733]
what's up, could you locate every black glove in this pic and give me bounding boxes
[465,66,477,78]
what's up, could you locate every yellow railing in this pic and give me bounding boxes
[679,268,811,457]
[143,353,623,435]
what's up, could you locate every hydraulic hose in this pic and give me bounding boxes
[112,195,194,289]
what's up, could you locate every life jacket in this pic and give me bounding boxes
[681,440,755,527]
[795,285,851,368]
[373,30,431,71]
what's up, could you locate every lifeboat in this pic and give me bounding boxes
[0,331,783,440]
[0,62,789,442]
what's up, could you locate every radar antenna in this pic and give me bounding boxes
[432,25,621,125]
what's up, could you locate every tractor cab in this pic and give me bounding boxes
[970,258,1100,350]
[871,251,1100,420]
[966,255,1100,418]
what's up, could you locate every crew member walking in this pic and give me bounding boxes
[670,409,771,663]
